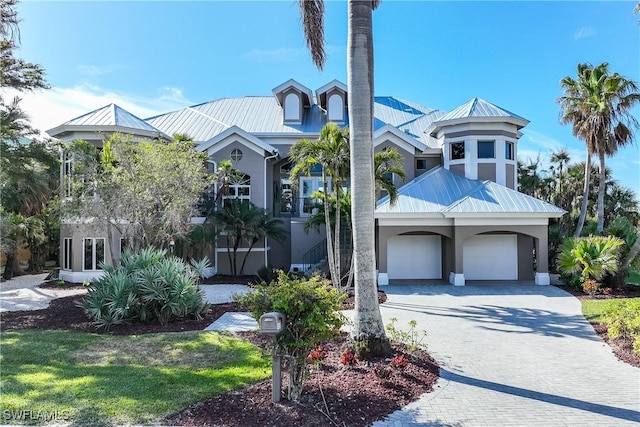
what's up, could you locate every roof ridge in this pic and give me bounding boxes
[441,175,485,212]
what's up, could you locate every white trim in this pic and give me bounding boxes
[449,272,465,286]
[60,270,105,284]
[376,217,453,226]
[62,238,73,270]
[452,217,551,226]
[216,247,270,253]
[535,272,551,286]
[377,272,389,286]
[198,126,277,156]
[373,125,426,152]
[82,237,105,271]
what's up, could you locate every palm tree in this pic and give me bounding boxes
[211,200,286,276]
[290,123,350,288]
[549,147,570,197]
[299,0,389,356]
[558,63,640,236]
[375,148,406,203]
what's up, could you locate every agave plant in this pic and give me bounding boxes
[557,236,625,295]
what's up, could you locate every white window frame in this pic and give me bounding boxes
[62,238,72,270]
[83,238,105,271]
[505,142,514,160]
[477,140,495,159]
[450,141,465,160]
[63,152,73,198]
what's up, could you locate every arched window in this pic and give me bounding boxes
[328,93,344,121]
[284,93,300,122]
[230,148,243,161]
[223,173,251,205]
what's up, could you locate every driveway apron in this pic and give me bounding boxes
[372,284,640,427]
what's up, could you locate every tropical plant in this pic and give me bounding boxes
[211,199,286,275]
[236,270,345,401]
[299,0,389,357]
[557,236,625,295]
[374,148,406,203]
[63,134,215,261]
[290,123,350,288]
[557,62,640,235]
[606,217,640,287]
[79,249,208,328]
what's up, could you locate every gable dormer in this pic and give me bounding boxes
[316,80,348,123]
[272,79,314,125]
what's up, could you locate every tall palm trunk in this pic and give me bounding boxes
[596,152,606,234]
[322,172,339,287]
[347,0,389,357]
[574,153,592,237]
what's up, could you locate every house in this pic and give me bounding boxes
[47,79,564,285]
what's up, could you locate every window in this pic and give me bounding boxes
[222,174,251,204]
[478,141,495,159]
[62,238,72,270]
[505,142,514,160]
[284,92,300,121]
[328,93,344,121]
[230,148,243,161]
[451,142,465,160]
[83,238,105,271]
[416,159,427,170]
[63,152,73,198]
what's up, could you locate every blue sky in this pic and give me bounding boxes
[13,0,640,193]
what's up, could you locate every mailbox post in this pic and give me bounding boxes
[259,312,286,402]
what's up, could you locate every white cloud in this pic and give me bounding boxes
[573,26,597,40]
[4,84,193,136]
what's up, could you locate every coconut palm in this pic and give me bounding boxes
[299,0,389,356]
[290,123,350,288]
[558,63,640,236]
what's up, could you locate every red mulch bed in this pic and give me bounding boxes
[0,282,434,426]
[555,284,640,368]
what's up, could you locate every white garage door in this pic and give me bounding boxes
[463,235,517,280]
[388,235,442,280]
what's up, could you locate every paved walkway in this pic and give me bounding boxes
[366,284,640,427]
[0,274,87,312]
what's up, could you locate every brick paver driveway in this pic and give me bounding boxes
[372,284,639,427]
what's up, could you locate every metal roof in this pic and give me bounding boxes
[376,167,565,216]
[62,104,162,133]
[437,97,527,123]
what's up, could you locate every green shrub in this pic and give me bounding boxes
[236,270,345,402]
[79,249,208,329]
[385,317,428,352]
[255,265,279,285]
[602,299,640,355]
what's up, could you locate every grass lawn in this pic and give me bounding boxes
[0,330,270,426]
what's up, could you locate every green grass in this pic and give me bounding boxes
[0,330,270,426]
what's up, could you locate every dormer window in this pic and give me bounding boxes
[316,80,348,124]
[272,79,313,126]
[284,92,301,122]
[327,93,344,122]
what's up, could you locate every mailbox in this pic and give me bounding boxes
[259,312,286,334]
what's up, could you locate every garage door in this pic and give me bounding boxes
[463,235,517,280]
[388,235,442,280]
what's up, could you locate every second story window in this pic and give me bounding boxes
[222,173,251,205]
[63,152,73,198]
[450,142,465,160]
[230,148,243,161]
[505,142,514,160]
[478,141,495,159]
[416,159,427,170]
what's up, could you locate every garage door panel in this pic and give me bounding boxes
[463,235,517,280]
[388,235,441,280]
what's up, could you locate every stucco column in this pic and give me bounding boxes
[449,231,466,286]
[535,229,550,285]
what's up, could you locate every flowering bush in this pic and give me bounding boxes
[339,348,359,366]
[390,354,409,370]
[307,346,327,364]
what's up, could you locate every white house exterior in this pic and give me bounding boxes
[47,79,564,285]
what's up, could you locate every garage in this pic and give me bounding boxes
[388,235,442,280]
[463,235,517,280]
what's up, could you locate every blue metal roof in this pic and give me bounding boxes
[376,167,565,216]
[437,97,527,123]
